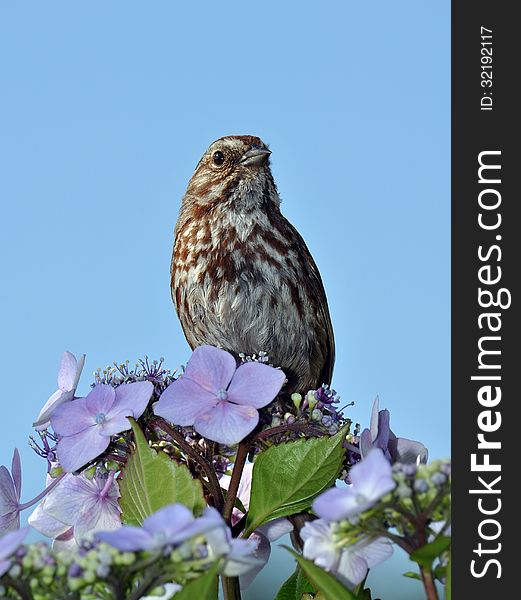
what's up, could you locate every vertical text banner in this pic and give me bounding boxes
[452,1,516,597]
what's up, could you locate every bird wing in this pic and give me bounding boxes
[284,219,336,387]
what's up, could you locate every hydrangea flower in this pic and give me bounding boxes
[301,519,393,590]
[51,381,154,472]
[0,527,29,577]
[0,449,22,534]
[97,504,222,552]
[205,522,264,579]
[360,397,428,464]
[313,449,396,521]
[29,472,121,548]
[154,346,285,445]
[33,351,86,431]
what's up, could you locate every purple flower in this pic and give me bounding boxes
[301,519,339,571]
[335,536,393,589]
[34,351,86,431]
[51,381,154,472]
[205,524,264,580]
[29,472,121,548]
[0,449,22,534]
[97,504,223,552]
[0,527,29,577]
[360,397,428,464]
[313,449,396,521]
[154,346,285,445]
[301,519,393,590]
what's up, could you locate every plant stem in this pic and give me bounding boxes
[150,417,224,512]
[420,566,440,600]
[126,571,159,600]
[222,440,250,525]
[2,577,33,600]
[254,422,324,442]
[17,471,67,511]
[222,575,242,600]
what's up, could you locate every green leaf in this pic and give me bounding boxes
[296,566,317,597]
[119,420,206,525]
[275,568,298,600]
[172,566,219,600]
[275,566,316,600]
[402,571,421,580]
[410,535,451,569]
[245,426,347,535]
[234,496,247,515]
[285,548,360,600]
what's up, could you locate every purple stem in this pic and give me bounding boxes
[17,471,66,511]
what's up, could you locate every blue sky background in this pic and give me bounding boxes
[0,2,449,598]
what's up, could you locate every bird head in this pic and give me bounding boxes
[184,136,277,211]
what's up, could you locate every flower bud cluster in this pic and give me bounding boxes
[94,356,176,399]
[259,384,349,441]
[1,535,224,599]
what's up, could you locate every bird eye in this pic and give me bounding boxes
[212,151,225,166]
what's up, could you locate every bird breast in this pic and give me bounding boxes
[173,210,319,369]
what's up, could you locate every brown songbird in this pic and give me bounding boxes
[171,135,334,393]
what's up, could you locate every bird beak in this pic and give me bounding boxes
[239,147,271,167]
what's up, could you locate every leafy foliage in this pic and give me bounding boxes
[410,535,451,570]
[119,420,205,525]
[244,426,347,535]
[275,567,316,600]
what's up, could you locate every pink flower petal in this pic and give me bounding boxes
[337,548,369,589]
[43,474,117,531]
[193,402,259,445]
[0,527,29,561]
[56,427,110,473]
[113,381,154,419]
[98,407,132,437]
[86,384,116,415]
[34,389,65,431]
[11,449,21,500]
[301,519,338,571]
[0,467,17,509]
[28,503,70,538]
[168,506,224,543]
[337,537,393,590]
[256,517,293,542]
[184,346,237,393]
[369,397,380,441]
[74,492,121,542]
[143,504,194,537]
[98,527,154,551]
[57,351,78,392]
[0,512,20,535]
[50,397,93,437]
[154,376,218,426]
[227,362,285,408]
[355,536,393,569]
[312,486,362,521]
[350,448,395,501]
[237,532,270,588]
